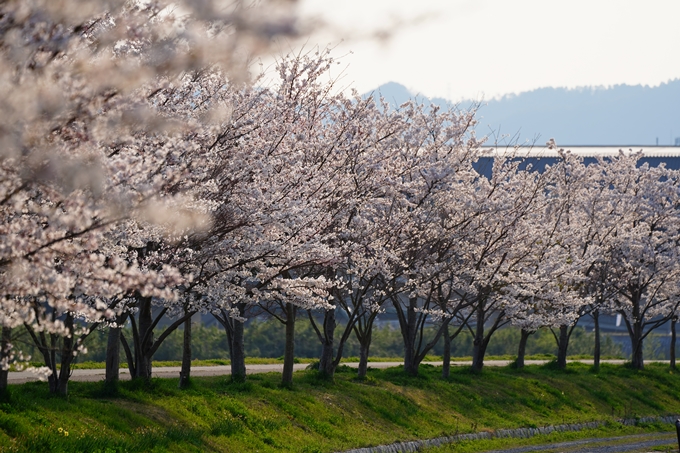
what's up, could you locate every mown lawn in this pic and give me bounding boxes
[0,362,679,452]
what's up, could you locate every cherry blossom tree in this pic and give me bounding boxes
[104,51,339,384]
[374,101,481,377]
[305,95,409,380]
[184,49,356,385]
[448,152,564,373]
[303,96,477,380]
[506,148,597,370]
[552,149,620,371]
[0,0,305,390]
[596,154,680,370]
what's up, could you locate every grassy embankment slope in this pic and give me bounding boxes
[0,362,679,453]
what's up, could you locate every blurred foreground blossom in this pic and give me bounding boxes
[0,0,304,393]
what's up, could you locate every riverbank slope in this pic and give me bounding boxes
[0,362,678,452]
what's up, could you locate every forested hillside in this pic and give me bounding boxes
[370,80,680,145]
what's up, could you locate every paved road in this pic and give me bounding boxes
[6,359,634,384]
[482,432,676,453]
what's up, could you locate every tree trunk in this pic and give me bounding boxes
[471,302,487,372]
[39,329,59,394]
[515,328,532,369]
[442,323,451,379]
[55,314,75,396]
[631,333,644,370]
[56,356,72,396]
[105,313,127,386]
[47,366,58,394]
[178,314,192,389]
[592,310,601,372]
[623,293,645,370]
[281,303,296,387]
[105,325,121,386]
[556,325,569,370]
[120,329,135,378]
[225,323,234,363]
[318,308,336,379]
[25,320,63,394]
[213,306,246,382]
[136,295,154,380]
[671,317,677,371]
[357,332,372,379]
[401,297,419,376]
[230,319,246,381]
[25,310,97,396]
[231,303,247,382]
[0,326,11,394]
[628,317,645,370]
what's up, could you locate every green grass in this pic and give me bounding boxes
[1,362,680,452]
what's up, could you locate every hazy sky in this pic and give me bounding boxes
[297,0,680,101]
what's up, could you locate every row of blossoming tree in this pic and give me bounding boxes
[2,1,680,397]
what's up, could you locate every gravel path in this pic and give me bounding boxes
[6,359,635,384]
[481,432,676,453]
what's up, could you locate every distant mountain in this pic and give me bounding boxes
[366,81,680,146]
